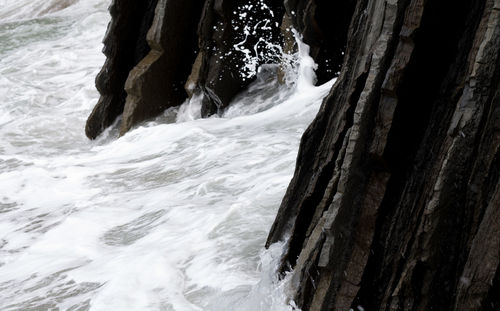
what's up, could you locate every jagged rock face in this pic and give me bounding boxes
[196,0,285,116]
[85,0,158,139]
[120,0,205,135]
[283,0,356,84]
[86,0,284,138]
[267,0,500,310]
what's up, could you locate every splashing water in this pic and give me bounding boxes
[0,0,335,310]
[229,0,283,80]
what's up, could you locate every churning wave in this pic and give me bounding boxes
[0,0,335,310]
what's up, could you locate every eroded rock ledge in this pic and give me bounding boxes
[120,0,205,135]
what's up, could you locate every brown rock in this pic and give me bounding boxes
[277,13,296,84]
[120,0,205,135]
[185,52,204,98]
[85,0,158,139]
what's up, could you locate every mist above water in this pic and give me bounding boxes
[0,1,335,310]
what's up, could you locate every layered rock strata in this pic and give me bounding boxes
[267,0,500,310]
[120,0,205,135]
[86,0,158,139]
[86,0,283,138]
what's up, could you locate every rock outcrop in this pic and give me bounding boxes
[86,0,283,138]
[120,0,205,135]
[86,0,158,139]
[267,0,500,310]
[194,0,284,116]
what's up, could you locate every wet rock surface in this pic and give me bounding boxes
[195,0,285,116]
[283,0,356,84]
[267,0,500,310]
[119,0,205,135]
[85,0,158,139]
[86,0,283,137]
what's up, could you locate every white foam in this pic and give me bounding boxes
[0,0,336,310]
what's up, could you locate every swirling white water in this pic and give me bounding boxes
[0,1,335,310]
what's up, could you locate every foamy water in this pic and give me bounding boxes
[0,1,335,310]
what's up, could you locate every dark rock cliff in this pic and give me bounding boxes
[267,0,500,310]
[86,0,499,310]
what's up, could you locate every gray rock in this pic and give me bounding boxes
[267,0,500,310]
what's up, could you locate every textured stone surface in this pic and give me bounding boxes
[85,0,158,139]
[120,0,205,135]
[267,0,500,310]
[86,0,284,137]
[283,0,356,84]
[195,0,285,116]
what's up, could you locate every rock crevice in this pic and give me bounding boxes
[120,0,205,135]
[85,0,158,139]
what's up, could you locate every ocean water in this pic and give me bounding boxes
[0,1,335,310]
